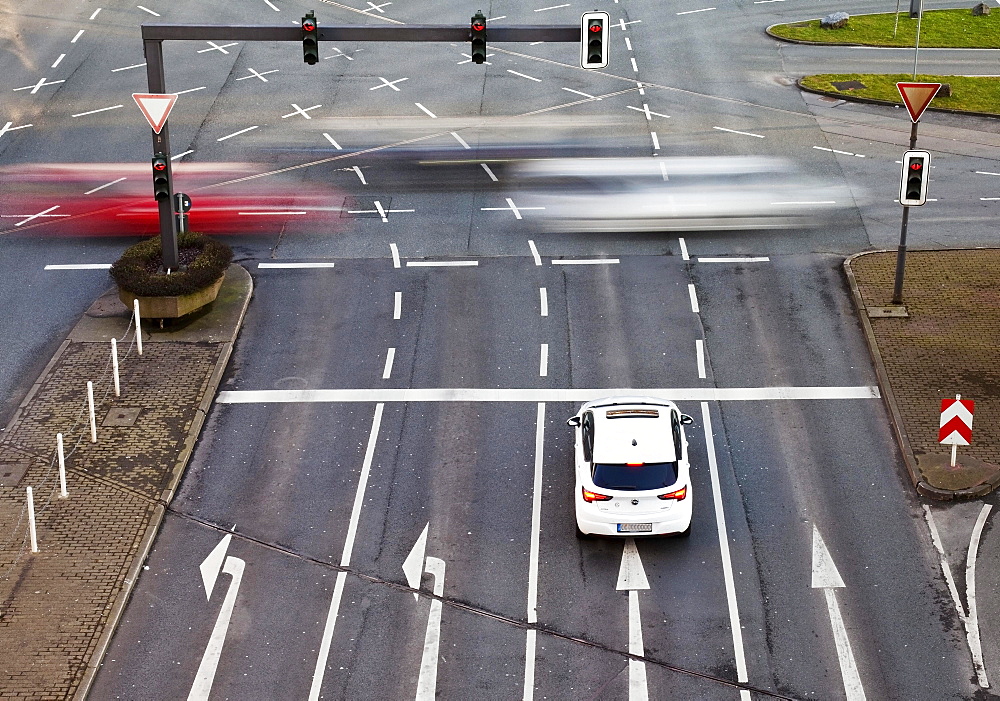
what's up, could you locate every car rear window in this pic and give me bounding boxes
[592,462,678,491]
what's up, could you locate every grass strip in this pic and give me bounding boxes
[800,73,1000,115]
[770,9,1000,47]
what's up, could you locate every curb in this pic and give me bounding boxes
[73,264,253,700]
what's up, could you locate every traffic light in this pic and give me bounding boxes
[470,11,487,64]
[302,11,319,65]
[580,11,609,69]
[899,150,930,206]
[151,153,170,201]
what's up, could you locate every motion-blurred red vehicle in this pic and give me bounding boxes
[0,163,345,236]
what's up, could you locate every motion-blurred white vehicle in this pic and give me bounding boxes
[513,156,858,232]
[567,396,693,538]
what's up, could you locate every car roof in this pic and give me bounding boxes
[589,403,677,464]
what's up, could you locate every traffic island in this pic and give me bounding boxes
[845,249,1000,499]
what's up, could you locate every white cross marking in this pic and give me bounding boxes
[458,53,493,65]
[13,78,65,94]
[370,77,409,91]
[237,68,279,82]
[480,198,544,220]
[627,104,670,120]
[11,206,68,227]
[0,121,32,139]
[198,42,238,54]
[281,103,322,119]
[615,19,642,29]
[324,47,361,60]
[363,1,392,12]
[347,201,415,223]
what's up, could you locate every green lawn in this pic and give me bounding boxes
[800,73,1000,114]
[770,9,1000,47]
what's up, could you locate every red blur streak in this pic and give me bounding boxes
[0,163,346,236]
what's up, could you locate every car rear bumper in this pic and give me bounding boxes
[576,501,692,536]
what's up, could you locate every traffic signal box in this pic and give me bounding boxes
[899,150,930,206]
[580,11,609,69]
[302,11,319,64]
[151,153,170,200]
[470,11,487,64]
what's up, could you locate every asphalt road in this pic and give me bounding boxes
[2,0,999,699]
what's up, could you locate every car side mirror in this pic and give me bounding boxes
[566,416,581,427]
[680,414,694,425]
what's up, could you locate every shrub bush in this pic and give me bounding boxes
[110,232,232,296]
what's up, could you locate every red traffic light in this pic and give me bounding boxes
[153,160,167,171]
[909,162,922,171]
[303,19,316,31]
[589,23,602,32]
[472,21,485,31]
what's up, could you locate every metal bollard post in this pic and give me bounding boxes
[111,338,121,397]
[57,433,68,498]
[27,486,38,553]
[133,298,143,356]
[87,380,97,443]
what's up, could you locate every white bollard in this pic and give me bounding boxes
[57,433,67,498]
[111,338,120,397]
[87,380,97,443]
[133,299,143,356]
[26,486,38,553]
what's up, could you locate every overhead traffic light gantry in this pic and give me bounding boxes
[470,11,487,64]
[302,11,319,64]
[580,11,609,69]
[899,150,930,206]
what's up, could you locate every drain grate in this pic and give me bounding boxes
[103,408,141,427]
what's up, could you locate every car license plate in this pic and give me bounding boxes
[618,523,652,533]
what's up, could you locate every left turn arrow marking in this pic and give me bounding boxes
[199,534,231,599]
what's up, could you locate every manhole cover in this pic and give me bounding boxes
[831,80,867,92]
[104,408,141,427]
[0,461,30,487]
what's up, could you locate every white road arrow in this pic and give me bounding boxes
[812,526,866,701]
[405,524,447,701]
[617,538,649,701]
[189,534,246,701]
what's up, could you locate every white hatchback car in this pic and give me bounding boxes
[567,396,693,538]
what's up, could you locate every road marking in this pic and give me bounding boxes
[615,18,642,29]
[89,8,102,19]
[481,163,498,181]
[698,257,770,263]
[257,262,336,268]
[238,211,307,215]
[216,126,258,141]
[458,52,493,65]
[237,68,279,81]
[451,131,471,149]
[539,288,548,317]
[52,54,66,68]
[353,166,367,184]
[486,15,507,21]
[44,264,112,270]
[528,240,542,266]
[481,197,544,220]
[975,171,1000,176]
[630,57,639,72]
[625,37,632,50]
[812,527,865,700]
[176,86,207,95]
[363,0,392,13]
[702,403,750,685]
[688,284,699,313]
[15,206,64,227]
[382,347,396,379]
[678,237,689,260]
[627,104,669,120]
[198,41,238,54]
[966,504,992,687]
[323,133,342,149]
[617,539,650,700]
[72,104,124,117]
[172,150,194,160]
[371,76,409,91]
[650,132,660,150]
[813,146,865,158]
[415,102,437,118]
[0,121,32,139]
[677,6,716,13]
[325,47,359,61]
[981,198,1000,201]
[509,70,543,82]
[405,260,479,267]
[218,386,882,403]
[524,403,546,700]
[535,3,571,10]
[309,403,384,701]
[14,78,66,94]
[394,291,402,319]
[551,258,619,265]
[562,87,600,100]
[416,556,446,700]
[189,542,245,701]
[390,243,401,268]
[282,103,322,119]
[347,201,414,222]
[111,62,147,72]
[696,340,706,378]
[264,0,280,10]
[71,30,85,43]
[84,177,127,194]
[137,5,161,16]
[714,126,765,138]
[539,344,548,377]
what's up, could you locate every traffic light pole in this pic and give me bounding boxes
[143,37,179,271]
[891,120,920,304]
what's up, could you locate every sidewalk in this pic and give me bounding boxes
[0,265,251,700]
[846,249,1000,499]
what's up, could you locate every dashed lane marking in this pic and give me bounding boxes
[137,5,161,16]
[714,126,764,138]
[258,262,336,268]
[698,257,770,262]
[405,260,479,267]
[44,264,112,270]
[84,177,127,194]
[71,104,124,117]
[551,258,620,265]
[217,126,259,141]
[111,63,146,72]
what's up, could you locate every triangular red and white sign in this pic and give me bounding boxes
[132,93,178,134]
[896,82,941,123]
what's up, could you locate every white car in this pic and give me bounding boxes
[567,396,694,538]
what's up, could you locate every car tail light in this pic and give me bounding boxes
[582,487,612,503]
[626,462,643,467]
[658,486,687,500]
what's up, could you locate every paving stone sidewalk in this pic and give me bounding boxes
[846,249,1000,498]
[0,265,250,700]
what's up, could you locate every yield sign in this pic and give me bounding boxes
[132,92,178,134]
[896,82,941,123]
[939,396,974,445]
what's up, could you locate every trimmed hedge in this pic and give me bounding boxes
[110,232,232,296]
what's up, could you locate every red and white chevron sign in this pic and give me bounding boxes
[939,396,974,445]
